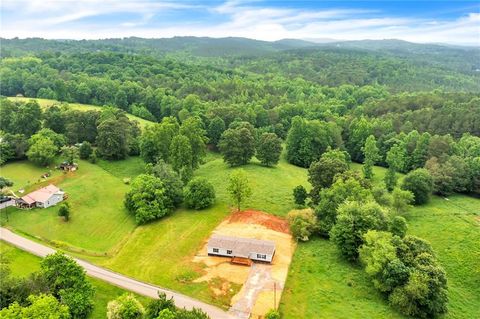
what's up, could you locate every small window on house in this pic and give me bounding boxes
[227,250,232,255]
[257,254,266,259]
[213,248,219,253]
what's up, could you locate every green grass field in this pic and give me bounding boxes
[1,160,136,254]
[2,149,479,316]
[96,156,145,180]
[94,152,308,307]
[0,160,62,193]
[0,241,149,319]
[280,192,480,319]
[7,97,154,130]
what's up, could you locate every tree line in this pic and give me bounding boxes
[288,148,447,318]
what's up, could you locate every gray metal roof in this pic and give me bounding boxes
[207,235,275,257]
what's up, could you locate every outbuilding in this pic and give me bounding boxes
[17,184,65,209]
[207,235,276,263]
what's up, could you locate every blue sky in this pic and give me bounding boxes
[1,1,479,45]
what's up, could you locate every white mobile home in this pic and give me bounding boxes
[207,235,276,263]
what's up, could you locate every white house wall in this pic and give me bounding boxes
[39,193,64,209]
[207,246,274,262]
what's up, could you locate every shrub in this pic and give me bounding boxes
[265,309,281,319]
[124,174,174,224]
[330,201,389,261]
[287,208,317,241]
[57,203,70,221]
[79,141,93,159]
[107,294,144,319]
[184,177,216,210]
[401,168,434,205]
[88,153,97,163]
[390,216,408,238]
[292,185,308,206]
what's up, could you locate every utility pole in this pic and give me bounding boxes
[274,282,276,309]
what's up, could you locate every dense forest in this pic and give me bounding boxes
[1,37,479,192]
[1,37,479,319]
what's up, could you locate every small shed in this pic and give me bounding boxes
[59,162,78,171]
[207,235,276,263]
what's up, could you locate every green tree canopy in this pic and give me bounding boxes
[184,177,216,210]
[124,174,174,224]
[401,168,434,205]
[26,136,58,166]
[219,127,255,167]
[227,169,252,211]
[330,200,390,261]
[362,135,380,179]
[256,132,282,167]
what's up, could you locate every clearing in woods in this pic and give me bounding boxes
[193,210,295,318]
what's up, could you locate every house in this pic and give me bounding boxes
[207,235,276,263]
[17,184,65,209]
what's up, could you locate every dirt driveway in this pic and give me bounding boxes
[193,210,295,318]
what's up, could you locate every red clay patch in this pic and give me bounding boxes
[226,210,290,234]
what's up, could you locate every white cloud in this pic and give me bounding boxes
[1,0,478,46]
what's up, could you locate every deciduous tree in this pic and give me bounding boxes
[256,132,282,167]
[124,174,174,224]
[362,135,380,179]
[401,169,434,205]
[184,177,216,210]
[227,170,252,211]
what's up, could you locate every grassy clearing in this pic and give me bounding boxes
[197,152,309,216]
[3,151,478,316]
[281,190,480,318]
[279,238,406,319]
[96,151,309,307]
[1,160,136,253]
[0,160,62,193]
[7,97,153,130]
[406,195,480,319]
[0,241,149,319]
[96,156,145,180]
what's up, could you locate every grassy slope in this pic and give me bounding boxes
[7,97,153,129]
[96,157,145,180]
[2,152,478,316]
[280,239,406,319]
[407,195,480,319]
[96,152,309,308]
[0,241,149,319]
[280,166,479,319]
[0,160,63,193]
[1,159,136,253]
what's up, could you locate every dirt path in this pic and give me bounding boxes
[228,263,282,319]
[0,227,236,319]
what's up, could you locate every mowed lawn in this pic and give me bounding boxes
[1,160,136,253]
[96,156,145,180]
[0,241,149,319]
[2,150,478,316]
[0,160,62,193]
[281,193,479,317]
[279,239,407,319]
[7,97,154,130]
[407,195,480,319]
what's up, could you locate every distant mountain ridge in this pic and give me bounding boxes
[2,36,478,57]
[2,36,479,82]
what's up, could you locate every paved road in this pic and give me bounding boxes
[0,227,236,319]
